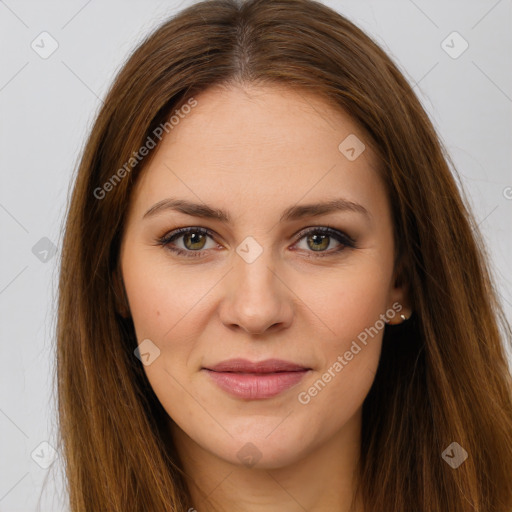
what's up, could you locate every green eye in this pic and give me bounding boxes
[156,226,355,258]
[157,227,216,258]
[293,226,355,256]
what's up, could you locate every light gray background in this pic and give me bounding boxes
[0,0,511,510]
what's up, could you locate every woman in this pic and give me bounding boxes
[56,0,512,510]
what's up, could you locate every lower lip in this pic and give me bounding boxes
[203,369,309,399]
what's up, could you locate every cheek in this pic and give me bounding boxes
[121,259,209,419]
[291,258,391,411]
[293,255,392,344]
[121,253,226,400]
[122,253,212,341]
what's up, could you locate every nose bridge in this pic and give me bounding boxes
[236,244,275,294]
[221,236,292,334]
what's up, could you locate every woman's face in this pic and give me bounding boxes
[119,84,407,469]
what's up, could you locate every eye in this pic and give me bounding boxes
[156,227,217,258]
[292,226,355,257]
[155,225,356,258]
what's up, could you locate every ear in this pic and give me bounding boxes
[112,266,131,319]
[386,256,413,324]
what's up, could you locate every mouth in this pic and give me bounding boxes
[202,358,311,400]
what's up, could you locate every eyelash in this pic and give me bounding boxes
[154,226,356,259]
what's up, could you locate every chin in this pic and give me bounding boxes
[210,427,313,470]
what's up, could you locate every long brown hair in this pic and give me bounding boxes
[55,0,512,510]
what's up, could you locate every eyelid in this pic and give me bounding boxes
[157,226,219,251]
[294,225,356,246]
[156,225,356,257]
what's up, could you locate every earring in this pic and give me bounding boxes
[386,311,411,325]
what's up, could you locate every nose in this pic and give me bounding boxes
[218,248,293,336]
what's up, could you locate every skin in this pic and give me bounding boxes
[119,83,410,512]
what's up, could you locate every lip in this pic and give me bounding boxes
[202,358,311,400]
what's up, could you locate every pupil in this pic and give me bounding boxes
[309,234,328,251]
[186,232,205,250]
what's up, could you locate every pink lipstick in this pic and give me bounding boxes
[202,358,310,400]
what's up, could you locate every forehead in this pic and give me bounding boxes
[128,84,384,219]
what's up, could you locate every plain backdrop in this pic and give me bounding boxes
[0,0,511,510]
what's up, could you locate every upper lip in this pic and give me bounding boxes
[203,358,310,373]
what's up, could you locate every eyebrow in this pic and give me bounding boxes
[142,197,370,223]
